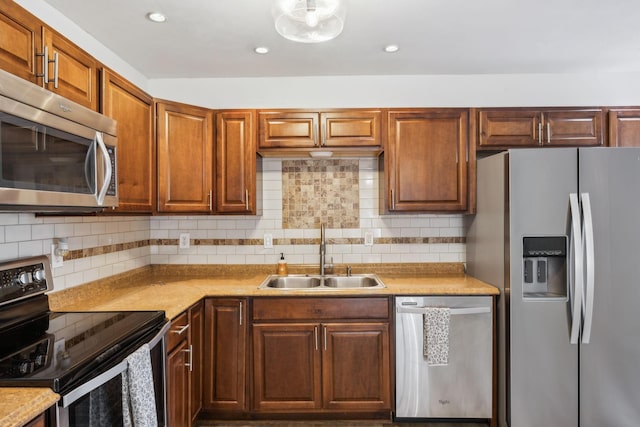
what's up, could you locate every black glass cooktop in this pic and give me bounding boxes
[0,307,165,392]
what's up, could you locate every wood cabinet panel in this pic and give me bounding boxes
[252,323,322,411]
[321,110,381,148]
[189,301,204,422]
[167,338,190,427]
[609,108,640,147]
[215,111,257,213]
[478,108,604,149]
[385,109,469,212]
[101,69,155,213]
[157,100,213,213]
[0,0,41,83]
[252,297,389,321]
[42,27,99,110]
[322,322,391,411]
[204,298,247,413]
[259,111,318,149]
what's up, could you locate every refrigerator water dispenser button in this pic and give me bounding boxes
[537,260,547,282]
[524,260,533,283]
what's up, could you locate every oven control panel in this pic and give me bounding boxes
[0,256,53,306]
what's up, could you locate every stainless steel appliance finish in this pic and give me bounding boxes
[467,148,640,427]
[0,68,117,211]
[395,296,492,420]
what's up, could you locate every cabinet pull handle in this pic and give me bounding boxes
[182,346,192,371]
[52,51,59,89]
[321,123,326,146]
[239,301,243,326]
[245,189,249,211]
[314,326,318,351]
[323,326,327,351]
[546,122,551,144]
[391,189,395,210]
[208,190,213,211]
[538,122,543,145]
[171,324,189,335]
[35,46,49,84]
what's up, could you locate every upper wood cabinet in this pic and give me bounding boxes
[0,1,99,110]
[0,0,41,83]
[258,109,382,155]
[478,108,605,149]
[157,100,213,213]
[101,69,155,213]
[214,111,260,214]
[383,109,471,213]
[608,108,640,147]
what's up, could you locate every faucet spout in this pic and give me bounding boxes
[320,223,326,276]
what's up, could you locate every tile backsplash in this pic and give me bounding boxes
[0,158,466,292]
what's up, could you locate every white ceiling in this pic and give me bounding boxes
[43,0,640,79]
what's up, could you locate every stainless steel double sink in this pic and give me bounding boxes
[258,273,386,290]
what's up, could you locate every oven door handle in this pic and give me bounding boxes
[61,321,170,408]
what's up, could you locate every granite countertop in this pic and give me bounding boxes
[0,388,58,427]
[48,263,499,319]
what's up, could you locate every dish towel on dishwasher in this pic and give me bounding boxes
[122,343,158,427]
[423,307,451,366]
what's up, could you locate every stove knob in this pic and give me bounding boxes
[17,272,30,286]
[33,268,46,282]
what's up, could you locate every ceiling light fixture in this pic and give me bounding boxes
[255,46,270,54]
[146,12,167,23]
[272,0,346,43]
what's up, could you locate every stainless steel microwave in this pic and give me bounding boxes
[0,69,117,211]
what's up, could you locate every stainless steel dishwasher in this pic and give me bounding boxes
[395,296,492,420]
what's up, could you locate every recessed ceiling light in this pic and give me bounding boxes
[146,12,167,23]
[254,46,270,54]
[384,44,399,53]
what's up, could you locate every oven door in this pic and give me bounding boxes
[0,103,117,210]
[54,322,169,427]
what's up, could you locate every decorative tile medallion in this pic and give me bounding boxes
[282,159,360,229]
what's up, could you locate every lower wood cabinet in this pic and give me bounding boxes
[251,297,392,416]
[203,298,248,414]
[166,301,204,427]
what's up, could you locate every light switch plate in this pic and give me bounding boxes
[364,231,374,246]
[179,233,190,249]
[264,233,273,249]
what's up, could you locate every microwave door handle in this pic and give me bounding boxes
[85,139,96,194]
[95,132,112,206]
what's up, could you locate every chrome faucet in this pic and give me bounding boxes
[320,223,326,276]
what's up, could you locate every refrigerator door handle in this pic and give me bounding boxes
[568,193,583,345]
[581,192,595,344]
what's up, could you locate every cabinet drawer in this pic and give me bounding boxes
[253,297,389,321]
[167,311,189,351]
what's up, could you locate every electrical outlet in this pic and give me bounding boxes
[364,231,374,246]
[264,233,273,249]
[179,233,190,249]
[51,244,63,268]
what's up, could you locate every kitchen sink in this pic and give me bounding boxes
[258,274,385,290]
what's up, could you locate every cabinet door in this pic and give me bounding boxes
[609,109,640,147]
[215,111,256,213]
[252,323,322,412]
[320,110,382,148]
[478,109,541,148]
[386,109,469,212]
[204,298,247,413]
[42,27,99,110]
[157,101,213,213]
[258,111,319,149]
[322,322,391,411]
[167,338,190,427]
[0,0,41,83]
[542,109,604,146]
[189,301,204,422]
[101,69,155,213]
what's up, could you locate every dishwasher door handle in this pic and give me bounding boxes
[396,306,491,315]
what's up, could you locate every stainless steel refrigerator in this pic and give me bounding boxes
[466,147,640,427]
